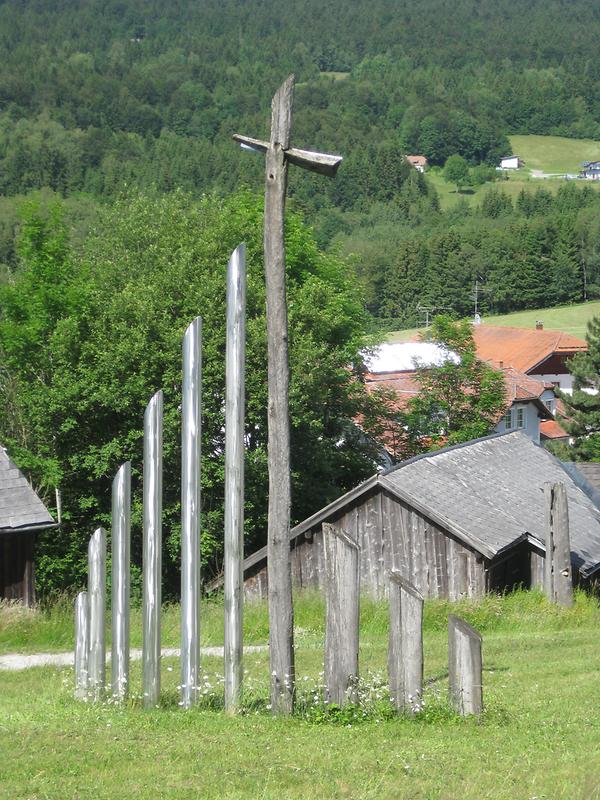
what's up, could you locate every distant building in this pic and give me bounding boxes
[499,156,524,170]
[580,161,600,180]
[0,445,57,604]
[224,432,600,600]
[405,155,428,173]
[470,323,587,394]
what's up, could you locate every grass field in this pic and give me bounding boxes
[510,134,600,175]
[428,134,600,209]
[2,591,600,799]
[386,299,600,343]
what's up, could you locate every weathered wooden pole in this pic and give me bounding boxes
[233,76,342,714]
[448,615,483,716]
[111,461,131,702]
[224,244,247,713]
[74,590,90,701]
[142,389,163,709]
[88,527,106,702]
[323,522,360,706]
[543,481,573,607]
[388,571,424,714]
[181,318,202,709]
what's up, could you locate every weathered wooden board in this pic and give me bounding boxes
[323,522,360,706]
[388,572,423,714]
[448,615,483,716]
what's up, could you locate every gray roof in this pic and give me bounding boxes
[0,446,55,534]
[288,431,600,578]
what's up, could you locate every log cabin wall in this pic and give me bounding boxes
[0,532,35,605]
[244,488,487,601]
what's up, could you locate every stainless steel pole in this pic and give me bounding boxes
[142,390,163,709]
[224,243,247,713]
[88,527,106,702]
[111,461,131,702]
[181,318,202,709]
[74,590,90,701]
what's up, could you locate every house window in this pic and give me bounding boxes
[544,399,555,414]
[503,409,513,429]
[516,407,525,429]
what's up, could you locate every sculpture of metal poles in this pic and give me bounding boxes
[74,591,90,701]
[88,527,106,702]
[224,243,247,713]
[111,461,131,702]
[142,390,163,708]
[181,318,202,709]
[234,76,342,713]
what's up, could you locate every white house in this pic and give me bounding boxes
[499,156,524,170]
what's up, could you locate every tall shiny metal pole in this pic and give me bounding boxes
[142,390,163,709]
[181,317,202,709]
[111,461,131,702]
[88,527,106,702]
[74,591,90,701]
[224,243,247,713]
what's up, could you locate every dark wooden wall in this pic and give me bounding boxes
[0,532,35,605]
[245,488,488,601]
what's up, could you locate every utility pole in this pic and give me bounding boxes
[234,75,342,714]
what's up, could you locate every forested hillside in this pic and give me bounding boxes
[0,0,599,323]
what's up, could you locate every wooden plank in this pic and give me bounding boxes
[388,571,423,714]
[544,482,573,607]
[425,523,437,599]
[264,74,295,715]
[448,615,483,716]
[323,522,360,706]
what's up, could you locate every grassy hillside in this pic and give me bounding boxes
[2,591,600,799]
[386,300,600,342]
[429,135,600,209]
[510,134,600,174]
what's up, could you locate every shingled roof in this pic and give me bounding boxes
[289,431,600,578]
[0,446,56,534]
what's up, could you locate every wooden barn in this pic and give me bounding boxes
[0,445,57,605]
[234,432,600,601]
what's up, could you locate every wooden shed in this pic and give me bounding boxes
[0,445,57,605]
[233,432,600,601]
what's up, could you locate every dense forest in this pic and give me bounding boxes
[2,0,600,593]
[0,0,600,322]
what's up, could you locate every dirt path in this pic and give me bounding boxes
[0,644,268,671]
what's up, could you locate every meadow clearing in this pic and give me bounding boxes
[2,590,600,799]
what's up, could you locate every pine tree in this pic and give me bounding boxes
[562,316,600,460]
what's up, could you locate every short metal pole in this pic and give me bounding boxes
[88,527,106,702]
[111,461,131,702]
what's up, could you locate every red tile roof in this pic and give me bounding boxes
[471,325,587,373]
[406,155,428,167]
[540,419,569,440]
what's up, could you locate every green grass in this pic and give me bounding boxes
[428,135,600,209]
[2,591,600,799]
[386,299,600,342]
[509,134,600,175]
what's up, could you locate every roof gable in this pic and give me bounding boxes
[0,446,55,533]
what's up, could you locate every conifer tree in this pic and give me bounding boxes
[562,316,600,460]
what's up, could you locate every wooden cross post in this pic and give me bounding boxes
[234,74,342,714]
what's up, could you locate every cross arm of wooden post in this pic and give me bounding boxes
[232,134,343,177]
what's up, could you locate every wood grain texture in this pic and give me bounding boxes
[544,482,574,606]
[448,615,483,716]
[265,76,295,714]
[388,571,423,714]
[323,522,360,706]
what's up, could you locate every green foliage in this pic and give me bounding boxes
[384,316,507,460]
[443,155,470,191]
[560,315,600,459]
[0,191,381,597]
